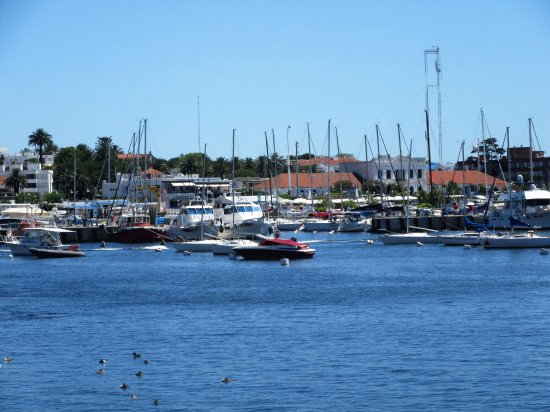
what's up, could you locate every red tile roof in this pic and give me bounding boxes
[140,167,162,176]
[427,170,507,189]
[253,172,362,191]
[296,156,358,167]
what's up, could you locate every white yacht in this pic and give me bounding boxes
[488,184,550,229]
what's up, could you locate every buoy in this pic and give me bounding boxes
[280,258,290,266]
[416,242,424,247]
[541,248,549,255]
[143,360,149,365]
[464,244,472,249]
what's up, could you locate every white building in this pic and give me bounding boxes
[340,156,427,193]
[0,151,54,195]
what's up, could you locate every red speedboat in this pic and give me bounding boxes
[232,235,315,260]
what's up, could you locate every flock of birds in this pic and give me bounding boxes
[3,352,233,407]
[95,352,233,406]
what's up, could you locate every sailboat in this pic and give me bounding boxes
[379,124,439,245]
[302,120,341,232]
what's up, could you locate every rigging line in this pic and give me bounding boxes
[378,127,401,192]
[530,118,542,151]
[106,132,135,218]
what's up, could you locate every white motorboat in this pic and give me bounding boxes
[379,231,440,245]
[337,215,372,232]
[5,227,79,256]
[481,231,550,249]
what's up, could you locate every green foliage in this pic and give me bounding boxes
[6,169,27,194]
[28,128,53,164]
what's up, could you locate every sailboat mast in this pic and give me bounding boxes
[200,143,207,240]
[286,125,292,196]
[461,140,466,212]
[107,137,111,200]
[271,129,279,210]
[307,123,314,210]
[398,123,403,195]
[144,118,148,172]
[327,119,332,214]
[425,110,434,199]
[295,141,299,197]
[197,96,201,153]
[264,131,273,209]
[481,109,488,197]
[73,146,77,225]
[364,135,369,196]
[529,117,533,184]
[376,124,383,208]
[232,129,236,229]
[335,127,343,210]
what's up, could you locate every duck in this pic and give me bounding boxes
[132,352,141,359]
[143,360,149,365]
[130,394,137,401]
[135,371,143,377]
[3,357,13,363]
[153,400,160,406]
[221,377,233,383]
[119,383,129,390]
[96,369,105,375]
[99,359,107,365]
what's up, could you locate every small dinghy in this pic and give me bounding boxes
[29,247,85,259]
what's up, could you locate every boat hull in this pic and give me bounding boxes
[172,240,220,253]
[29,247,85,258]
[379,232,440,245]
[107,227,165,243]
[233,246,315,260]
[482,234,550,248]
[438,232,482,246]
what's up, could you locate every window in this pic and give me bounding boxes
[386,170,391,179]
[409,169,414,179]
[378,170,383,179]
[417,169,423,179]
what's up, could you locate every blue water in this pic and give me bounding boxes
[1,233,550,411]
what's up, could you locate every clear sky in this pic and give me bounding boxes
[1,0,549,163]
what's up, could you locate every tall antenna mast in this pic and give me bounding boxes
[424,46,442,165]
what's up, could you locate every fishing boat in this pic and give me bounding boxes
[29,247,85,258]
[5,227,80,256]
[232,234,315,260]
[106,211,165,243]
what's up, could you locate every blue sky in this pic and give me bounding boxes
[1,0,549,163]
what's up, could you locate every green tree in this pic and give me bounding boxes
[212,157,229,178]
[180,153,204,175]
[28,128,53,165]
[6,168,27,194]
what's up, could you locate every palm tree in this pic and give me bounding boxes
[28,128,53,165]
[5,168,27,195]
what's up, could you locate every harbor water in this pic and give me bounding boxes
[1,232,550,411]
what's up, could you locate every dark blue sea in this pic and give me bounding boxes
[1,232,550,411]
